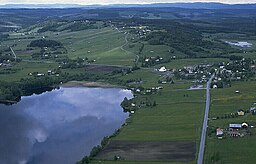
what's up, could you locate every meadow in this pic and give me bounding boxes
[204,81,256,164]
[1,16,255,164]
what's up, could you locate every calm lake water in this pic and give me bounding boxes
[0,87,132,164]
[225,41,253,48]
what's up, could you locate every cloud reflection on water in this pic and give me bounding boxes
[0,87,132,164]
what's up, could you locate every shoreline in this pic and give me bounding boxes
[61,81,125,89]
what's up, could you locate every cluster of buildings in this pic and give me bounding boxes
[213,59,256,88]
[28,69,59,77]
[175,64,212,82]
[215,102,256,139]
[131,86,163,95]
[216,122,251,139]
[124,25,152,38]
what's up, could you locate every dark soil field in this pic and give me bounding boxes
[85,64,129,73]
[96,140,196,162]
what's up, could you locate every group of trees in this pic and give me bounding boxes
[0,81,21,103]
[0,54,16,63]
[37,21,99,33]
[62,22,98,32]
[0,68,136,103]
[0,33,9,41]
[28,39,63,48]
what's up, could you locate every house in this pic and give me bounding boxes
[250,107,256,115]
[216,128,224,136]
[47,70,52,75]
[159,66,167,72]
[229,124,242,129]
[250,107,256,111]
[37,73,45,77]
[237,110,245,116]
[136,89,141,92]
[235,90,240,94]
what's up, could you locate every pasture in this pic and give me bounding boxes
[204,81,256,164]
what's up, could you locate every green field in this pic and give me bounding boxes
[204,81,256,164]
[91,67,206,163]
[1,18,256,164]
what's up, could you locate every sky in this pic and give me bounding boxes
[1,0,256,5]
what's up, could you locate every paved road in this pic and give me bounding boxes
[197,74,215,164]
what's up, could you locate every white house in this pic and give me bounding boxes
[159,66,167,72]
[213,85,218,89]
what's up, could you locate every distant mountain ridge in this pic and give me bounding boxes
[1,2,256,9]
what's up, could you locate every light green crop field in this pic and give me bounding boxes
[48,27,135,65]
[204,81,256,164]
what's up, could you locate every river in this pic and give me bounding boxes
[0,87,132,164]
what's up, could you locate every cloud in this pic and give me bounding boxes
[1,0,256,4]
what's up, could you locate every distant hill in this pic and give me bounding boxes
[0,4,101,9]
[1,2,256,9]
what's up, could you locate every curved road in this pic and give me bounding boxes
[197,74,214,164]
[116,27,140,64]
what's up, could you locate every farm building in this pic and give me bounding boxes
[242,122,248,128]
[250,107,256,115]
[229,130,241,137]
[216,128,224,136]
[229,124,242,129]
[237,110,245,116]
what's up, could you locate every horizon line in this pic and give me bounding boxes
[1,2,256,5]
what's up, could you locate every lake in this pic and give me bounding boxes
[0,87,133,164]
[225,41,253,48]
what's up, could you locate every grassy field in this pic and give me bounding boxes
[3,20,256,164]
[1,27,135,66]
[0,61,58,82]
[204,81,256,164]
[49,27,135,65]
[92,67,206,163]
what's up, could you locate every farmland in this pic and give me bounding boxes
[204,81,256,164]
[0,6,256,164]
